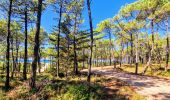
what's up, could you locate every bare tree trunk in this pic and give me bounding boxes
[135,34,138,74]
[165,16,169,71]
[15,34,19,77]
[57,2,63,77]
[66,31,70,77]
[11,37,16,79]
[127,42,130,64]
[109,31,112,66]
[82,47,85,69]
[96,57,98,67]
[30,0,42,89]
[114,59,116,68]
[87,0,93,84]
[120,35,124,68]
[5,0,13,89]
[155,43,161,64]
[18,52,22,73]
[143,50,151,74]
[142,20,154,74]
[96,47,98,67]
[38,49,41,73]
[104,47,107,66]
[130,33,133,65]
[23,4,28,80]
[73,13,78,75]
[73,36,78,74]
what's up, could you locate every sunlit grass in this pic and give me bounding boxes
[0,69,145,100]
[121,64,170,78]
[118,86,146,100]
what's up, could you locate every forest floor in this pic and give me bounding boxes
[0,68,145,100]
[82,66,170,100]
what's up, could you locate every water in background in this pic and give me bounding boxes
[18,59,51,63]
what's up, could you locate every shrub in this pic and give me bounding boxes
[60,84,101,100]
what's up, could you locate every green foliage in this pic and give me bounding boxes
[0,0,169,99]
[28,28,48,46]
[62,85,98,100]
[157,71,170,77]
[29,88,38,94]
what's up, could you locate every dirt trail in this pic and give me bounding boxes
[82,66,170,100]
[40,63,49,72]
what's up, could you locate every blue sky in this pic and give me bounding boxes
[41,0,136,33]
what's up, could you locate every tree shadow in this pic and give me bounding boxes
[27,73,130,100]
[89,67,170,99]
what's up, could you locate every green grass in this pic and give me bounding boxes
[121,64,170,78]
[0,69,146,100]
[155,71,170,77]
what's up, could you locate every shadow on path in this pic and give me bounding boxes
[82,66,170,100]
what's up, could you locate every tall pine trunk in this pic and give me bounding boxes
[11,37,16,79]
[82,47,85,69]
[5,0,13,89]
[73,36,78,74]
[165,16,169,71]
[66,32,70,77]
[15,33,19,77]
[109,31,112,66]
[135,34,138,74]
[23,4,28,80]
[130,33,133,65]
[57,2,63,77]
[120,32,123,68]
[38,49,41,73]
[73,13,78,75]
[87,0,93,84]
[30,0,42,88]
[142,20,154,74]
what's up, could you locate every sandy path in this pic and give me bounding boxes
[83,66,170,100]
[40,63,49,72]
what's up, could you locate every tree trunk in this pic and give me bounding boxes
[73,13,78,75]
[82,48,85,69]
[57,2,63,77]
[109,31,112,66]
[11,32,19,78]
[96,57,98,67]
[18,52,22,73]
[142,20,154,74]
[5,0,13,89]
[165,16,169,71]
[135,34,138,74]
[87,0,93,84]
[114,60,116,68]
[120,35,124,68]
[73,36,78,75]
[11,37,16,79]
[15,34,19,77]
[23,4,28,80]
[38,49,41,73]
[30,0,42,89]
[101,54,103,66]
[156,44,161,64]
[142,49,151,74]
[130,33,133,65]
[127,42,130,64]
[66,30,70,77]
[96,47,98,67]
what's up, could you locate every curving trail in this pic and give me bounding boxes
[82,66,170,100]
